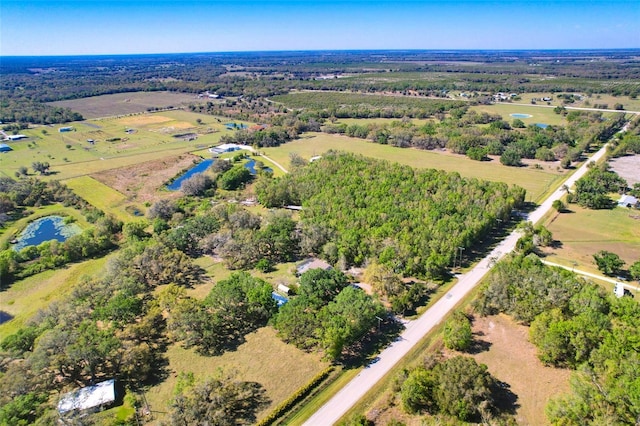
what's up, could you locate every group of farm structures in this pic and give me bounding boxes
[2,52,640,424]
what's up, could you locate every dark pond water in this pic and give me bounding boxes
[167,159,214,190]
[14,216,82,251]
[244,159,273,175]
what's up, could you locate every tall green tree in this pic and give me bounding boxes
[593,250,625,276]
[443,311,473,352]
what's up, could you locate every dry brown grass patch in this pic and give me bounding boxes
[91,154,201,204]
[117,115,173,126]
[471,314,571,425]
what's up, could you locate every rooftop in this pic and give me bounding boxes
[57,379,116,414]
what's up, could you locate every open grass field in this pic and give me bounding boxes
[262,132,565,203]
[144,327,330,425]
[64,176,134,222]
[48,91,205,119]
[0,256,109,336]
[470,103,567,126]
[505,93,640,112]
[0,110,239,180]
[471,314,572,425]
[89,153,203,206]
[542,205,640,276]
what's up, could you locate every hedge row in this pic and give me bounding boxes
[256,366,335,426]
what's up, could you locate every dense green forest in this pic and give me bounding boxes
[257,152,525,277]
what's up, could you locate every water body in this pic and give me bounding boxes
[510,113,532,119]
[14,216,82,251]
[167,159,214,190]
[244,159,273,175]
[535,123,549,129]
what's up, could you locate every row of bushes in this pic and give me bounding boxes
[256,366,335,426]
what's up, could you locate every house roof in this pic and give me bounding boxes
[0,143,12,151]
[297,258,332,275]
[618,194,638,206]
[57,379,116,414]
[6,134,27,140]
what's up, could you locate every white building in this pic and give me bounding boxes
[57,379,116,415]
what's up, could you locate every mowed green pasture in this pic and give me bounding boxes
[512,93,640,112]
[263,132,565,203]
[470,103,567,126]
[0,110,242,180]
[0,256,109,336]
[145,327,330,425]
[543,205,640,276]
[63,176,134,222]
[48,91,206,119]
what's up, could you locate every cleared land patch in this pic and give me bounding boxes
[63,176,133,222]
[91,154,203,205]
[49,91,202,119]
[471,314,571,425]
[0,256,109,336]
[0,112,225,180]
[470,103,566,126]
[609,154,640,186]
[543,205,640,274]
[144,327,330,425]
[263,132,564,202]
[117,114,174,126]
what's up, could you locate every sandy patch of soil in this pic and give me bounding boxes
[117,115,173,126]
[471,314,572,425]
[91,154,202,204]
[149,122,195,132]
[609,154,640,186]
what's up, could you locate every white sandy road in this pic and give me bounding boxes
[541,260,640,293]
[303,132,619,426]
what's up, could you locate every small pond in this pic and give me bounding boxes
[244,159,273,175]
[13,216,82,251]
[535,123,548,129]
[510,113,532,119]
[167,159,214,191]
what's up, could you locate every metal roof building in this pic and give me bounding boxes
[57,379,116,414]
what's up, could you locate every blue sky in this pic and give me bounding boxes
[1,1,638,55]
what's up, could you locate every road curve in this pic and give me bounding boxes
[541,260,640,293]
[303,139,616,426]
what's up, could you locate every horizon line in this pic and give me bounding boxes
[2,47,640,59]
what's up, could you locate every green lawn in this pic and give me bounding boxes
[144,327,330,425]
[0,256,110,336]
[470,103,567,126]
[263,132,564,203]
[64,176,134,222]
[0,110,244,180]
[543,204,640,276]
